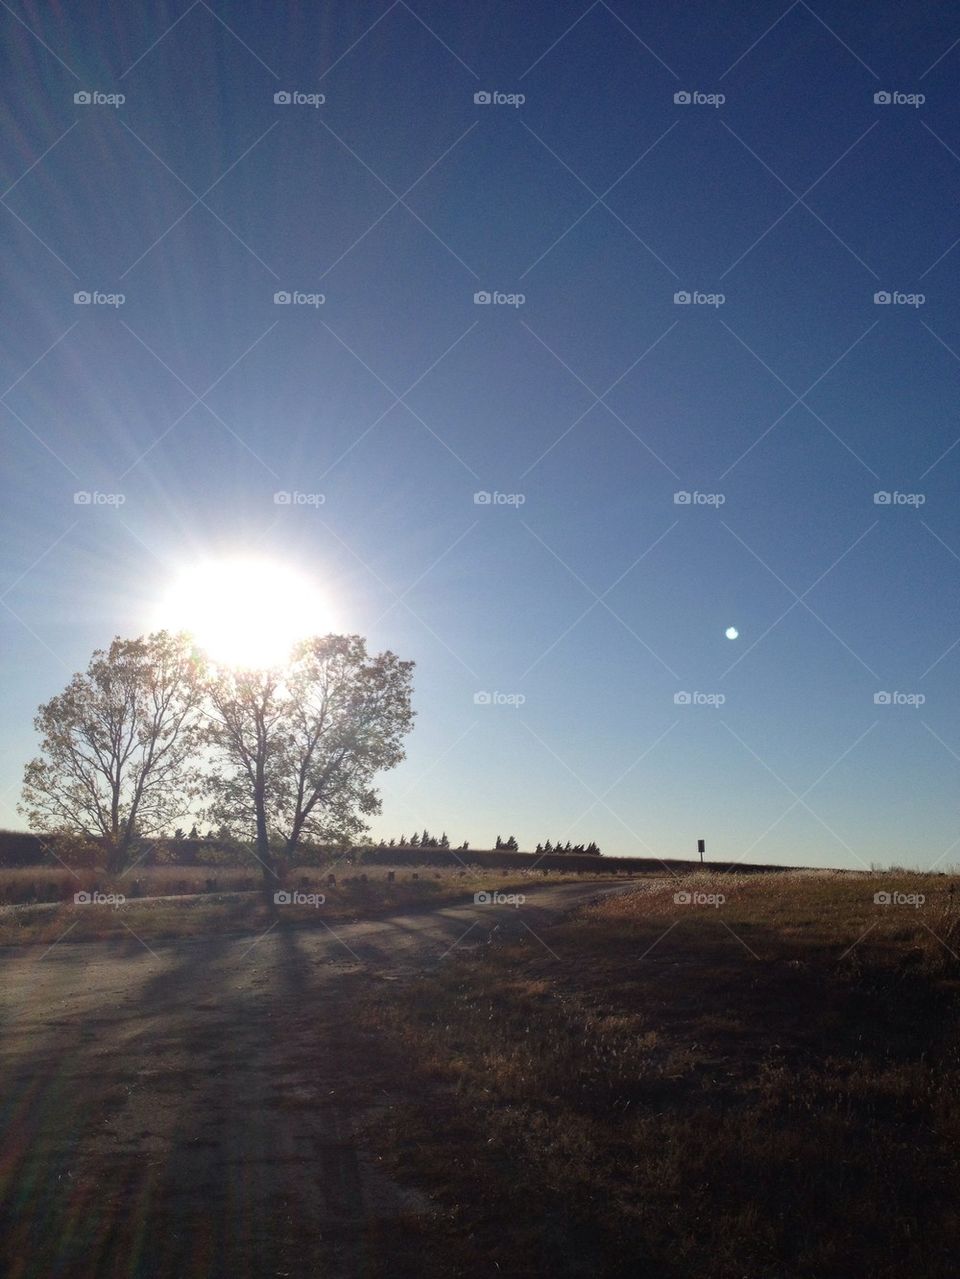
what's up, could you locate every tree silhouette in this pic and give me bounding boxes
[20,632,203,873]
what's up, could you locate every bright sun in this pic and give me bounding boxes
[156,557,333,668]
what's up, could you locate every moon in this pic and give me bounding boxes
[725,626,739,640]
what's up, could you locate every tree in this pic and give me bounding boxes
[204,635,414,885]
[439,832,449,849]
[20,632,204,873]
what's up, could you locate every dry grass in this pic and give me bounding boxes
[342,869,960,1278]
[0,863,625,946]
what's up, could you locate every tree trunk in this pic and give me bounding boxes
[255,805,277,889]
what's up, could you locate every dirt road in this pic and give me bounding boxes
[0,880,638,1279]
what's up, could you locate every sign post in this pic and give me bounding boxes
[697,838,705,864]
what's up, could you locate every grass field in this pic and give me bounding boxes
[337,869,960,1277]
[0,861,636,946]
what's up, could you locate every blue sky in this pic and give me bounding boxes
[2,0,960,868]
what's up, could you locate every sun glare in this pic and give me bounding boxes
[156,557,333,668]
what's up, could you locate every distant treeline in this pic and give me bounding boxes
[0,829,802,876]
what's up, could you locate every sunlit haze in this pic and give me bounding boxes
[155,557,333,668]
